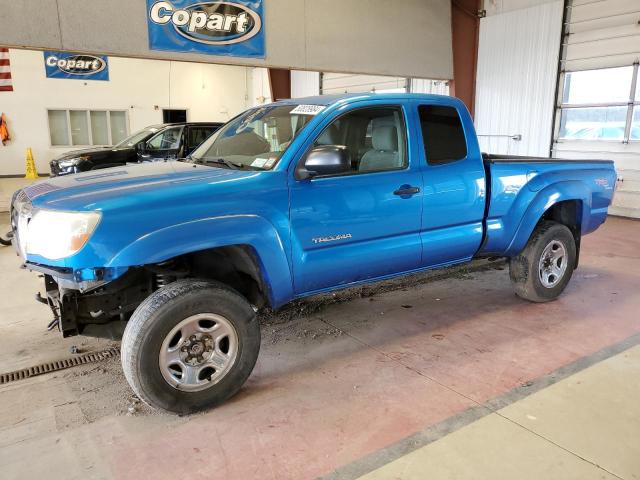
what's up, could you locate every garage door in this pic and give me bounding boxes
[553,0,640,218]
[320,73,449,96]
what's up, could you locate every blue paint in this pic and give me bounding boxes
[18,93,616,309]
[146,0,265,58]
[44,51,109,81]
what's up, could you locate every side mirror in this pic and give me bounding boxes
[298,145,350,180]
[136,142,146,153]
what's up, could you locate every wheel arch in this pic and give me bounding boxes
[506,181,591,257]
[107,215,294,308]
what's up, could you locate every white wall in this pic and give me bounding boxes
[291,71,320,98]
[474,0,563,156]
[0,49,255,176]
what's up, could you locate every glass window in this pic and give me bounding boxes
[310,106,407,174]
[559,106,628,140]
[562,66,633,104]
[631,107,640,140]
[147,126,183,150]
[48,109,128,146]
[419,105,467,165]
[90,111,109,145]
[187,126,216,148]
[69,110,90,146]
[190,105,315,170]
[109,111,127,145]
[48,110,69,146]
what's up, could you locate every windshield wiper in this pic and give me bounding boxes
[193,157,245,170]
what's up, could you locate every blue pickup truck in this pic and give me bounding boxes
[10,93,616,413]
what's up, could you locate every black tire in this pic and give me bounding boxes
[0,236,11,246]
[509,221,577,303]
[121,279,260,414]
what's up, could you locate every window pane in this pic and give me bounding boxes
[109,111,127,144]
[559,106,628,140]
[90,111,109,145]
[187,127,216,148]
[419,105,467,165]
[631,107,640,140]
[562,67,633,104]
[311,106,407,174]
[69,110,90,145]
[48,110,70,146]
[147,126,183,150]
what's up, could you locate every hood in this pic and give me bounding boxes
[52,146,115,162]
[21,161,261,212]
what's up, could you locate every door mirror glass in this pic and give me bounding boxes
[300,145,350,179]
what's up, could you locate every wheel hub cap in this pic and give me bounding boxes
[538,239,568,288]
[159,313,239,392]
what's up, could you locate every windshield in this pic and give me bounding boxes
[189,105,318,170]
[114,126,162,147]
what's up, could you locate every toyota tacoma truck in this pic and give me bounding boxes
[10,93,616,414]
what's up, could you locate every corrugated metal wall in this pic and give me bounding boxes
[320,73,408,94]
[474,0,564,156]
[553,0,640,218]
[291,71,320,98]
[319,73,449,96]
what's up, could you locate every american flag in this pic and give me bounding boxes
[0,48,13,92]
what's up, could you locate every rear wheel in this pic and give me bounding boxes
[121,279,260,414]
[509,221,577,302]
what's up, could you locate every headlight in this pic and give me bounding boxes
[57,157,87,169]
[25,209,101,260]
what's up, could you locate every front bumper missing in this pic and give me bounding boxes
[38,268,154,338]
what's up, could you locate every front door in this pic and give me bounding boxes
[142,125,184,161]
[289,105,424,294]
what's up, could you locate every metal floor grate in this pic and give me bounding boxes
[0,347,120,385]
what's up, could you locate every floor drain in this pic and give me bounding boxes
[0,347,120,385]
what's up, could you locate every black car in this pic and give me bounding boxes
[49,122,224,176]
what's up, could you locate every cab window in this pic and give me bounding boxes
[309,106,407,174]
[419,105,467,165]
[147,126,183,151]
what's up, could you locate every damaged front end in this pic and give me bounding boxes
[33,265,155,338]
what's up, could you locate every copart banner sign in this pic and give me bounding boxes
[147,0,265,58]
[44,51,109,81]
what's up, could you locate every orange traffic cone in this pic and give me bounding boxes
[25,148,39,180]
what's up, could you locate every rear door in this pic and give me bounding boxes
[289,103,424,294]
[415,102,486,266]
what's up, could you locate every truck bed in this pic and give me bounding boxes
[482,153,614,165]
[479,153,617,257]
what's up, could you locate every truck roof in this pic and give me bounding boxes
[273,92,454,107]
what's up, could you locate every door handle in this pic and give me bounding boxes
[393,185,420,196]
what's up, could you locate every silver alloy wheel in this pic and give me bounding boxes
[538,239,568,288]
[159,313,239,392]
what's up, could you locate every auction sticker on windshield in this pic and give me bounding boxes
[147,0,265,58]
[290,105,325,115]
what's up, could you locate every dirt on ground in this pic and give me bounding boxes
[1,241,505,428]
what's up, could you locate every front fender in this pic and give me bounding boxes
[108,214,294,307]
[505,181,591,256]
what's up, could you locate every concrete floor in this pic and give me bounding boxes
[0,215,639,480]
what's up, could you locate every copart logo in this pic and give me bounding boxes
[149,1,262,45]
[45,54,106,75]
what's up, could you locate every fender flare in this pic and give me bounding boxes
[107,214,293,307]
[505,181,591,256]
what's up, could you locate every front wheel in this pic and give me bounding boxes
[121,279,260,414]
[509,221,577,302]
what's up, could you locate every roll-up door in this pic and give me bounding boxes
[553,0,640,218]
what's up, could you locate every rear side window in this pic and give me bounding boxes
[419,105,467,165]
[187,127,216,148]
